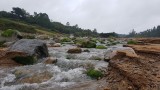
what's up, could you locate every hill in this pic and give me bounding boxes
[0,18,58,37]
[0,7,98,37]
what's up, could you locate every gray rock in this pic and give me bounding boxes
[8,39,49,59]
[3,41,15,47]
[104,47,137,61]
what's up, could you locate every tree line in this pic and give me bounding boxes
[127,26,160,37]
[0,7,98,37]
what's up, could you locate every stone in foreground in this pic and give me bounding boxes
[8,39,49,65]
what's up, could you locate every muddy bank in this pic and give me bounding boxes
[136,38,160,44]
[105,44,160,90]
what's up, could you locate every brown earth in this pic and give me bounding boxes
[0,48,24,67]
[135,38,160,44]
[105,44,160,90]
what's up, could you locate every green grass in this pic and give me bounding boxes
[0,18,61,37]
[81,41,96,48]
[61,37,71,42]
[1,29,17,37]
[86,69,103,79]
[96,45,107,49]
[0,18,36,33]
[23,35,36,39]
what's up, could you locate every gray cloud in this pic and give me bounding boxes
[0,0,160,34]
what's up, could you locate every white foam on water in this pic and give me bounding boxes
[1,74,16,88]
[0,44,112,90]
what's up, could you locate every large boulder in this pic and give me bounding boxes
[8,39,49,65]
[104,47,138,61]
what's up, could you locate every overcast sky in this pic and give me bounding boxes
[0,0,160,34]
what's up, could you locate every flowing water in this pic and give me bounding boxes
[0,44,110,90]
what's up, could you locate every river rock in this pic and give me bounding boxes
[52,43,61,47]
[104,47,138,61]
[3,41,14,47]
[8,39,49,60]
[67,48,82,54]
[44,57,57,64]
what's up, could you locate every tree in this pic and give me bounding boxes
[11,7,27,19]
[34,13,51,28]
[128,29,136,37]
[74,24,79,28]
[93,28,97,33]
[66,22,70,26]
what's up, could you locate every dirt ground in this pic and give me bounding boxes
[105,39,160,90]
[0,48,23,67]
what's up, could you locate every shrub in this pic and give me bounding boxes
[127,40,137,44]
[99,40,105,44]
[86,69,103,79]
[61,37,71,42]
[96,45,107,49]
[1,29,17,37]
[12,56,36,65]
[90,38,97,43]
[81,41,96,48]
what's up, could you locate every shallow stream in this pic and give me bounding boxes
[0,44,112,90]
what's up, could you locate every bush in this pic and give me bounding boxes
[81,41,96,48]
[12,56,36,65]
[90,38,97,43]
[86,69,103,79]
[1,29,17,37]
[61,37,71,42]
[127,40,137,44]
[96,45,107,49]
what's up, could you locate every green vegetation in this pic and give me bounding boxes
[0,7,98,37]
[12,56,36,65]
[61,37,71,42]
[127,40,137,44]
[86,69,103,79]
[100,32,118,38]
[81,41,96,48]
[1,29,17,37]
[0,41,6,47]
[127,26,160,37]
[96,45,107,49]
[74,38,84,45]
[0,18,36,33]
[23,35,35,39]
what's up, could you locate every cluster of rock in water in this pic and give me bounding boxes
[0,37,140,90]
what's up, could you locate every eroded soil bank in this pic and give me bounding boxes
[105,43,160,90]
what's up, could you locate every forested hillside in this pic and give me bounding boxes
[0,7,98,37]
[127,26,160,37]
